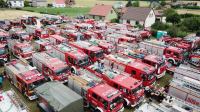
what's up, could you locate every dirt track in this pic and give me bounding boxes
[0,9,42,20]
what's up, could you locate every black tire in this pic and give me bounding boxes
[168,60,174,66]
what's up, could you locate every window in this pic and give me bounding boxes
[166,50,171,54]
[131,70,136,75]
[127,20,130,24]
[136,21,139,25]
[113,83,118,89]
[99,16,102,20]
[92,93,98,99]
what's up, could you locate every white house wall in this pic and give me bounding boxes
[144,10,156,28]
[10,1,24,8]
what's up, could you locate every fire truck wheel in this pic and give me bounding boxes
[123,98,130,107]
[95,107,103,112]
[71,66,77,74]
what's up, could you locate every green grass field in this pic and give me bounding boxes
[23,7,91,17]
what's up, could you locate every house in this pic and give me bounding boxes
[31,0,47,7]
[7,0,24,8]
[65,0,75,6]
[121,7,156,28]
[155,10,166,23]
[88,4,117,22]
[53,0,66,7]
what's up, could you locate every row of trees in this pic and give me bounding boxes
[152,9,200,37]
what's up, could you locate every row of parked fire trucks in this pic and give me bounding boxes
[0,15,199,112]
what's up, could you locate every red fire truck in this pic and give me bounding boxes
[33,39,52,52]
[139,40,187,65]
[104,54,156,87]
[75,23,93,31]
[8,39,34,60]
[0,44,9,65]
[106,33,136,44]
[89,38,115,54]
[83,30,98,40]
[48,43,90,73]
[86,63,144,107]
[4,59,45,100]
[0,30,10,44]
[61,29,84,41]
[189,49,200,67]
[49,34,66,45]
[91,30,105,39]
[32,52,70,83]
[121,49,167,78]
[68,69,124,112]
[69,41,104,62]
[34,28,49,39]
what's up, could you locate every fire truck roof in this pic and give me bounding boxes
[130,61,155,74]
[73,41,102,52]
[167,46,184,53]
[50,35,65,41]
[91,83,121,101]
[35,39,50,45]
[55,44,88,59]
[5,60,44,84]
[0,31,9,37]
[0,44,5,48]
[21,70,44,84]
[112,75,141,89]
[15,42,31,48]
[144,54,164,64]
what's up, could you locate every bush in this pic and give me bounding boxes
[166,13,181,24]
[126,0,132,7]
[24,0,30,7]
[182,17,200,32]
[132,0,139,7]
[180,13,200,18]
[47,4,53,7]
[111,18,119,23]
[160,0,166,6]
[164,8,176,16]
[176,31,187,37]
[167,26,179,37]
[0,0,7,8]
[151,22,169,30]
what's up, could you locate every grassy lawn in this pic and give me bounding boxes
[23,7,91,17]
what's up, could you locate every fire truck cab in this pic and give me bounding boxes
[32,52,70,83]
[104,54,156,87]
[33,39,52,52]
[35,28,49,39]
[0,30,10,44]
[49,34,66,45]
[83,30,98,40]
[4,59,45,100]
[87,63,144,107]
[8,39,34,60]
[68,69,124,112]
[69,41,104,62]
[106,34,136,44]
[121,49,167,78]
[62,29,84,41]
[89,38,115,54]
[0,44,9,65]
[49,43,90,73]
[139,40,187,65]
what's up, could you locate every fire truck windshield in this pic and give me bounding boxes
[28,79,45,90]
[132,85,142,94]
[55,66,69,75]
[21,46,32,53]
[110,96,123,110]
[77,57,89,67]
[95,50,103,58]
[0,48,6,55]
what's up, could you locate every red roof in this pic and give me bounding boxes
[54,0,65,4]
[89,4,113,17]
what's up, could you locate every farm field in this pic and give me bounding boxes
[0,10,42,20]
[23,7,91,17]
[176,9,200,15]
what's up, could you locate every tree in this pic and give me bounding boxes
[167,26,179,37]
[164,8,176,16]
[126,0,132,7]
[132,0,139,7]
[151,22,169,30]
[166,13,181,24]
[160,0,166,6]
[24,0,30,7]
[182,17,200,32]
[0,0,7,8]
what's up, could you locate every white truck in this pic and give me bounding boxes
[168,64,200,107]
[135,96,200,112]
